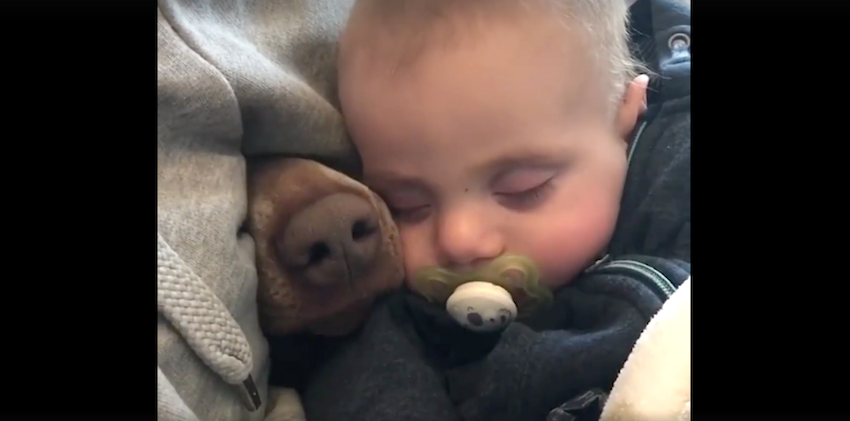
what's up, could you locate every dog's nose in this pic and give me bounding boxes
[277,193,381,287]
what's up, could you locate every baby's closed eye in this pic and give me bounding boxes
[491,168,556,194]
[381,191,432,223]
[492,168,557,208]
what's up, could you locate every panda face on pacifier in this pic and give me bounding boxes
[446,281,518,332]
[457,305,515,332]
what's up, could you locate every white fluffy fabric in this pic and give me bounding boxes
[599,277,691,421]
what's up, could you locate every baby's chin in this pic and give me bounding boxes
[539,274,577,290]
[538,256,603,290]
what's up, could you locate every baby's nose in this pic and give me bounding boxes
[436,208,503,266]
[277,193,381,287]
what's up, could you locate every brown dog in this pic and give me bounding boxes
[247,157,405,337]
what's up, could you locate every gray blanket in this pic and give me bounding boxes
[157,0,357,419]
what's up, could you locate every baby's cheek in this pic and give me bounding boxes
[527,203,620,289]
[397,225,436,288]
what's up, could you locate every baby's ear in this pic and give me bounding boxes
[616,75,649,141]
[246,156,404,337]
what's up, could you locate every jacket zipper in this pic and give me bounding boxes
[586,255,677,300]
[590,110,675,301]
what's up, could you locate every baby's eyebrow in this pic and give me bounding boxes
[477,152,562,176]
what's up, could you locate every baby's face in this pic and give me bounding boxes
[339,16,645,290]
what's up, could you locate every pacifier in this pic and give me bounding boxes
[446,281,518,332]
[411,255,553,333]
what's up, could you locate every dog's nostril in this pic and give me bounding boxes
[307,242,331,266]
[467,312,483,326]
[351,218,376,241]
[489,318,495,323]
[500,315,507,323]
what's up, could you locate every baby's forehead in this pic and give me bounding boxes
[342,0,634,116]
[341,0,584,73]
[344,55,607,152]
[357,123,586,186]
